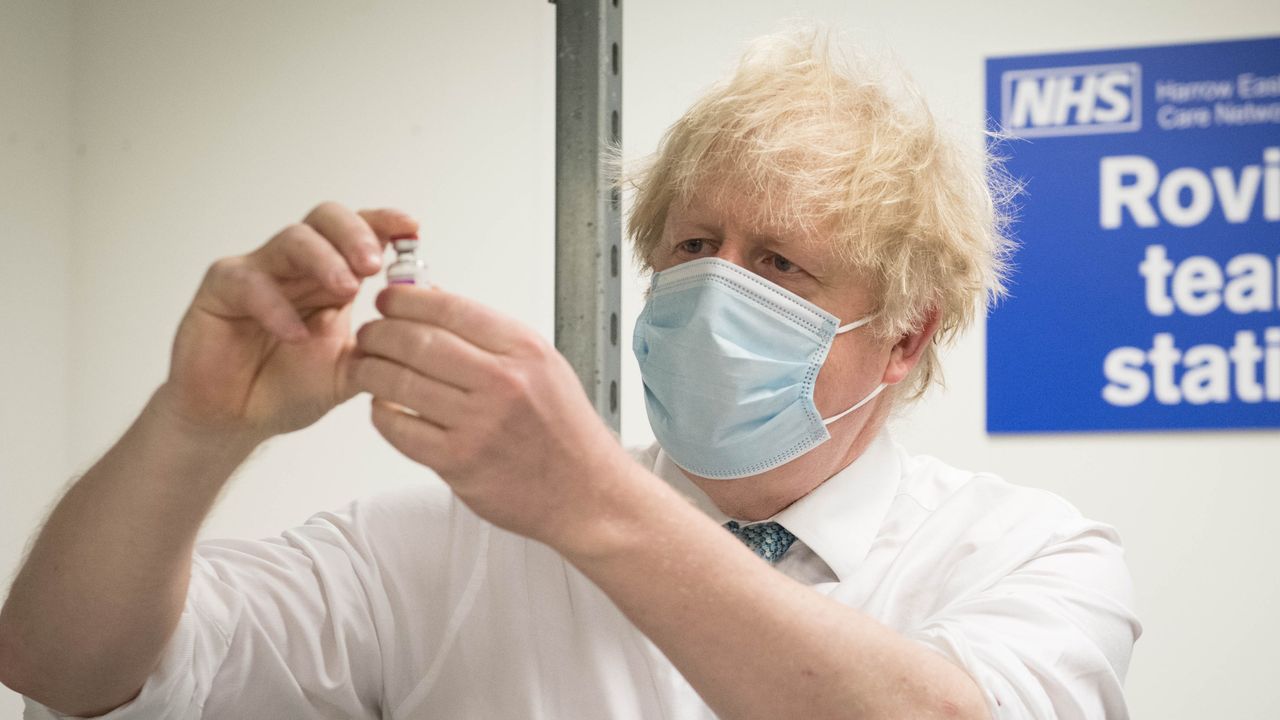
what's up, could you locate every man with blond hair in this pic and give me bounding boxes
[1,28,1138,719]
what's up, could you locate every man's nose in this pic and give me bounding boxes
[713,238,751,271]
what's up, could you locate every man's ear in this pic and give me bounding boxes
[882,306,940,385]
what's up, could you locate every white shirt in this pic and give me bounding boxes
[25,434,1140,719]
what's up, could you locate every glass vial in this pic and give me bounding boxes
[386,233,429,287]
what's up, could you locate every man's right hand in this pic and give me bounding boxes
[160,202,419,442]
[0,202,418,716]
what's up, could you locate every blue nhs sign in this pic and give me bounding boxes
[1001,63,1141,137]
[986,37,1280,433]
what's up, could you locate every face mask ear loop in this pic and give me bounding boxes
[835,314,875,334]
[822,382,888,426]
[821,314,882,424]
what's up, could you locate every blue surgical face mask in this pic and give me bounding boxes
[633,257,886,480]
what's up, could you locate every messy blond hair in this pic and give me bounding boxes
[620,24,1016,400]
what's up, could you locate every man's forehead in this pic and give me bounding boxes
[668,184,841,260]
[671,186,808,239]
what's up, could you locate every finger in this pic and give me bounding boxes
[254,222,359,296]
[205,259,308,342]
[302,201,386,278]
[376,286,526,354]
[356,318,502,390]
[350,355,470,426]
[358,207,419,245]
[371,398,448,469]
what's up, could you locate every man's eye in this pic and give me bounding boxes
[770,254,798,273]
[679,239,707,254]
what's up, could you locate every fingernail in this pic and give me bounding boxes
[366,252,383,269]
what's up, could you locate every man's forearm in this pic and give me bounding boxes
[563,464,988,720]
[0,387,257,716]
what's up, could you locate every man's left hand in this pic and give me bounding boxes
[350,285,637,553]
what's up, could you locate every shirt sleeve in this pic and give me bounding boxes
[23,499,398,720]
[906,503,1142,720]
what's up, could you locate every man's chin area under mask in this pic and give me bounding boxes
[683,398,891,522]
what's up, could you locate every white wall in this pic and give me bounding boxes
[2,1,1278,717]
[0,1,73,717]
[64,1,557,543]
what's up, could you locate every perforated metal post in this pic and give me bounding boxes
[551,0,622,432]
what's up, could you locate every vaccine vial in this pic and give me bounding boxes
[386,233,429,287]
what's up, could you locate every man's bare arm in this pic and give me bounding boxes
[0,392,253,715]
[0,203,417,716]
[564,464,990,720]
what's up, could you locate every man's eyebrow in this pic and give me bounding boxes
[669,219,722,235]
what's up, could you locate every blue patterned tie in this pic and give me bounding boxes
[724,521,796,563]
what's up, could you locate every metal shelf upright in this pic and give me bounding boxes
[551,0,623,433]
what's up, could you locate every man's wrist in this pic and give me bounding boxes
[551,452,691,569]
[144,385,263,471]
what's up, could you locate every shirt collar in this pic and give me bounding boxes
[651,432,902,583]
[772,433,901,581]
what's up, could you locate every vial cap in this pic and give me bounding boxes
[391,233,419,252]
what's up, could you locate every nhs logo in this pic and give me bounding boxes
[1001,63,1141,137]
